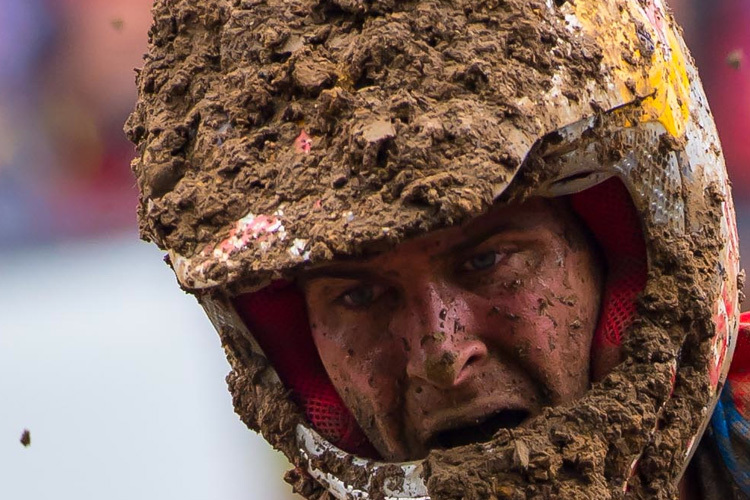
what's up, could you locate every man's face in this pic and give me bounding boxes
[301,199,603,461]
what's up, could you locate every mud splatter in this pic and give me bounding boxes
[726,49,744,70]
[126,0,606,290]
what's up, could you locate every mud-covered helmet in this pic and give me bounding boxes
[127,0,740,497]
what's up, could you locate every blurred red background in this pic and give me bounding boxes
[0,0,151,247]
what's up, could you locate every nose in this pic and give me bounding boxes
[395,282,488,389]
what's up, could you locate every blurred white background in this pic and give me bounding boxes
[0,236,296,499]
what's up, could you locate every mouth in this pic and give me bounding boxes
[429,409,530,450]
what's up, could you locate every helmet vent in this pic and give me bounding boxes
[552,171,596,185]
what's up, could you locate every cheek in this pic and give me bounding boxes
[475,257,598,401]
[308,314,406,410]
[532,248,601,397]
[480,289,568,362]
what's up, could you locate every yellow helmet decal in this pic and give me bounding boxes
[573,0,690,136]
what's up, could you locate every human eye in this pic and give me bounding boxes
[459,251,505,272]
[339,284,385,308]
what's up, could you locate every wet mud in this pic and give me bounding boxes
[127,0,605,289]
[128,0,734,498]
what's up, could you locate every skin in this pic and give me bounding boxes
[301,198,604,461]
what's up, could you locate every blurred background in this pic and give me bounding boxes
[0,1,296,498]
[0,0,748,498]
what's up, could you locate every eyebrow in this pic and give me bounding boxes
[297,264,384,284]
[299,219,536,282]
[442,221,525,257]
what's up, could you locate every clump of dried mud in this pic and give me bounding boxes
[128,0,733,498]
[126,0,605,289]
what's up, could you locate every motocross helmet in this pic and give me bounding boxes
[127,0,740,497]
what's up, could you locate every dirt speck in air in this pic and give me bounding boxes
[20,429,31,448]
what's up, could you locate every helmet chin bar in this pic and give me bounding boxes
[297,424,429,500]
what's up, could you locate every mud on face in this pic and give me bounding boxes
[300,198,603,462]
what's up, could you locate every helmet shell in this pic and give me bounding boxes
[128,0,740,497]
[129,0,692,292]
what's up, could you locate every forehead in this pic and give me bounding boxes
[301,198,575,276]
